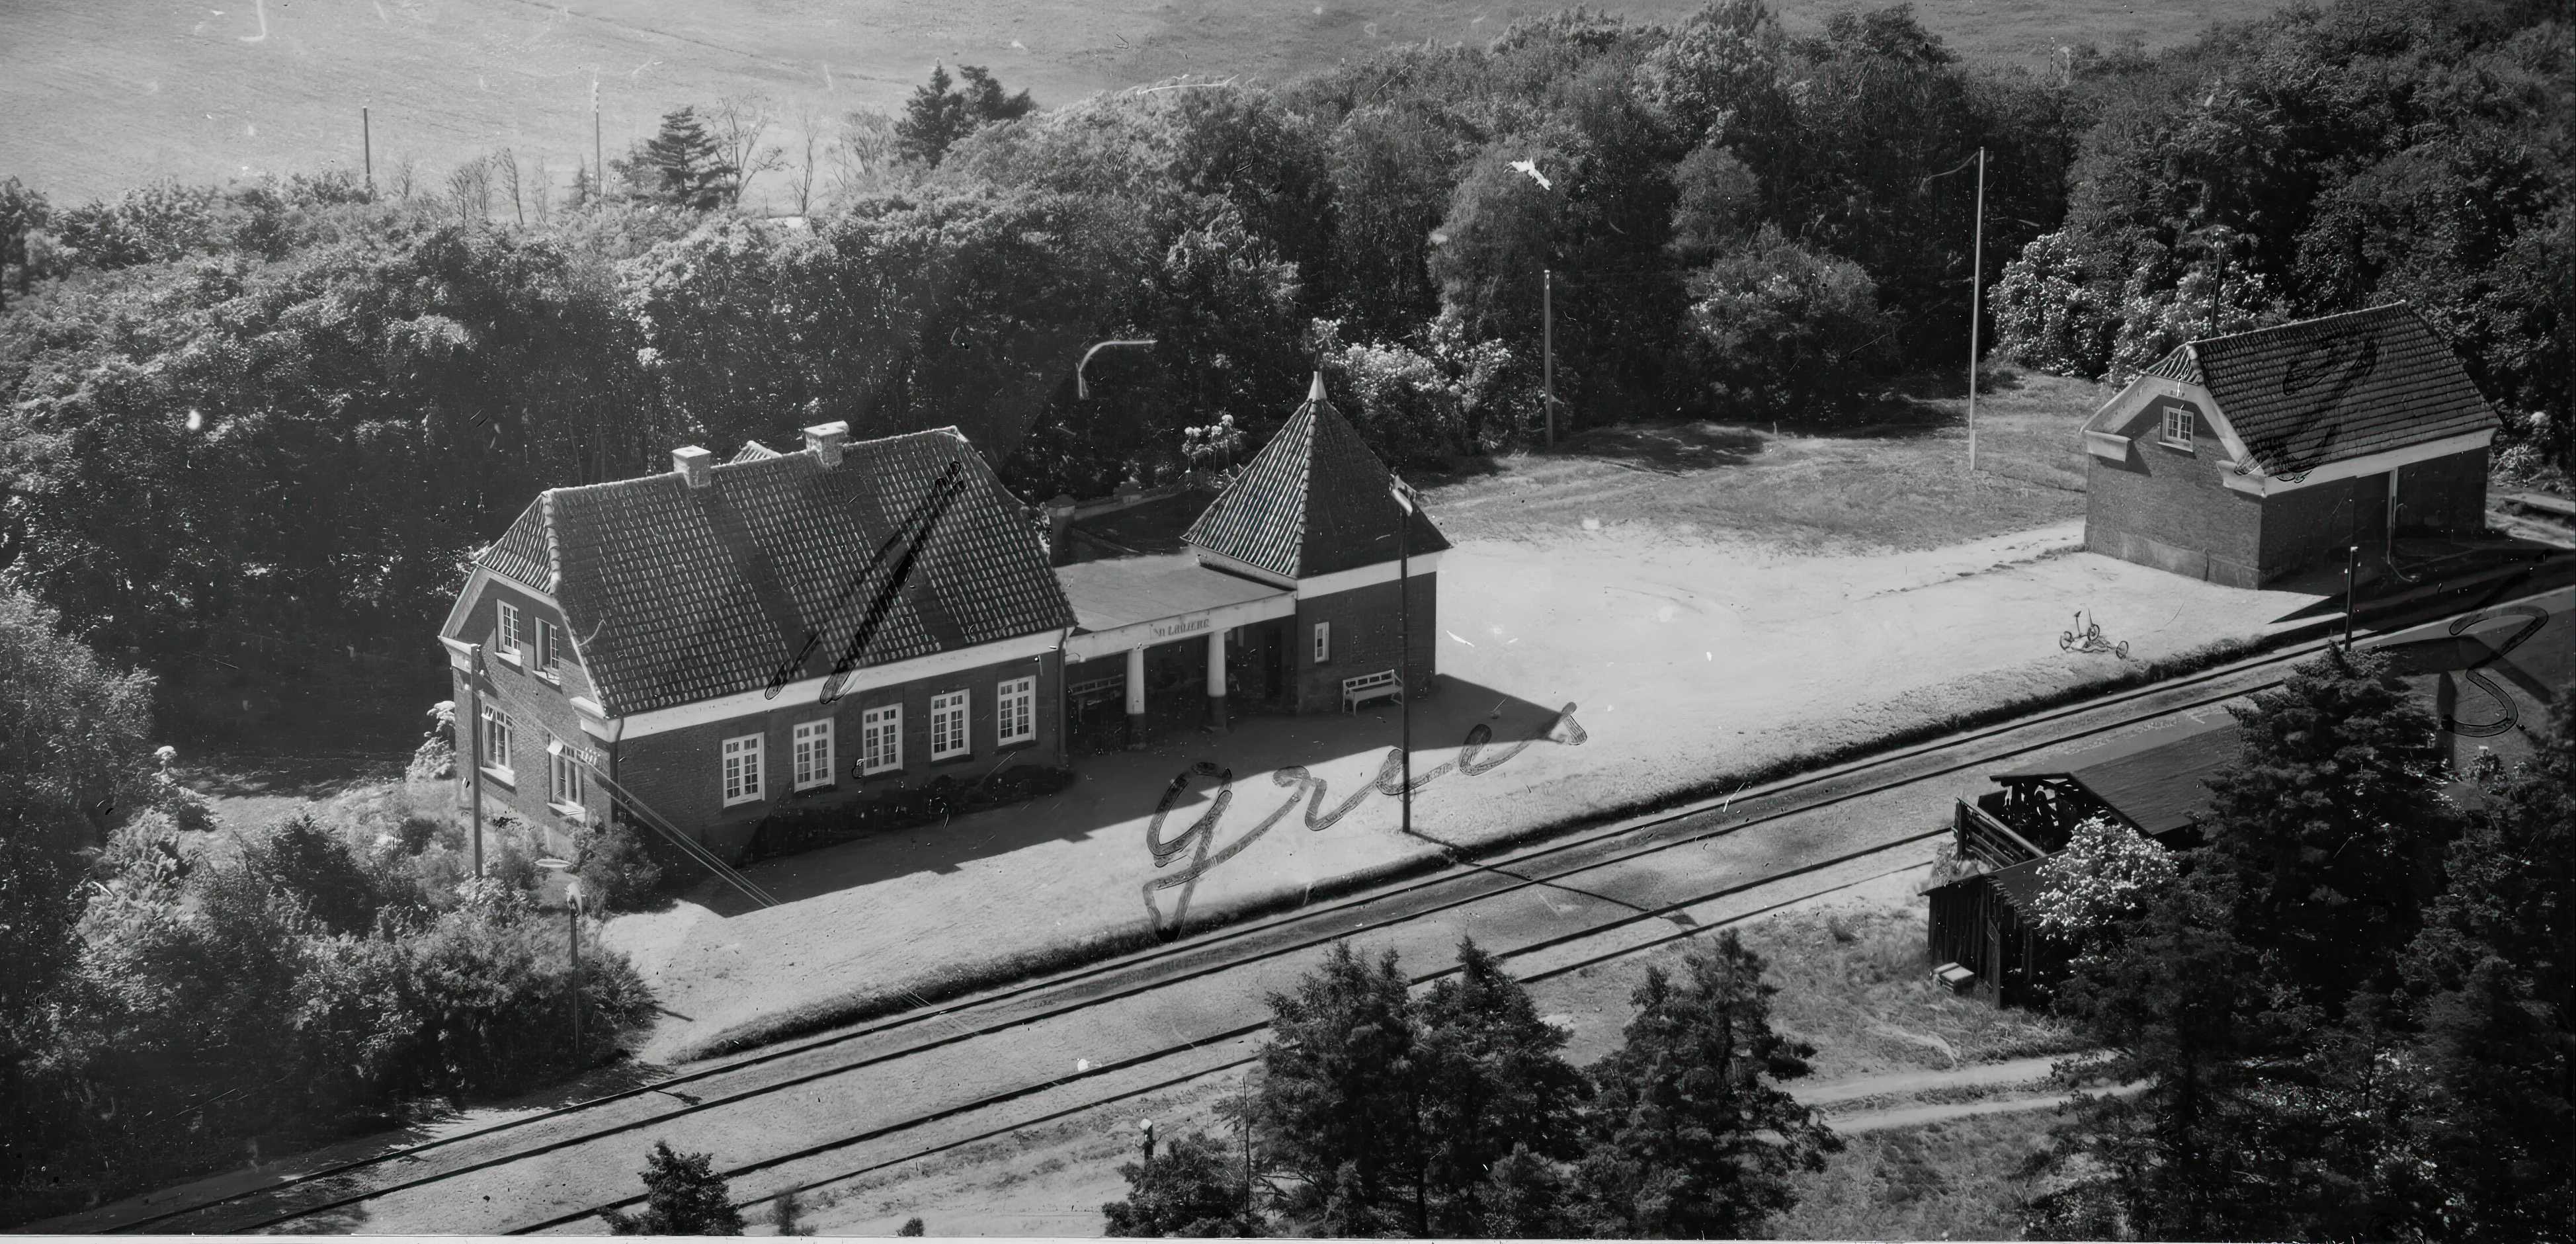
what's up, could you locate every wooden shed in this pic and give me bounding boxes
[1925,723,2242,1006]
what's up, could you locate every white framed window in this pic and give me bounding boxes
[792,719,835,791]
[495,601,522,662]
[931,690,970,761]
[534,618,563,677]
[722,733,765,806]
[860,704,903,776]
[1313,621,1331,664]
[548,745,586,810]
[2161,405,2196,450]
[478,705,515,780]
[996,676,1036,746]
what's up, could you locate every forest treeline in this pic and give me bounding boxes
[0,0,2565,739]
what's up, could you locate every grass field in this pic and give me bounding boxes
[8,0,2290,204]
[1424,368,2110,554]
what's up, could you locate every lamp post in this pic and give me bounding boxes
[535,858,584,1063]
[1390,475,1418,839]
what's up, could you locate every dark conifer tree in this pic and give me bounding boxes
[602,1140,745,1235]
[634,107,733,210]
[1571,930,1839,1237]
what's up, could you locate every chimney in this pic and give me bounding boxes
[672,445,714,488]
[802,421,850,468]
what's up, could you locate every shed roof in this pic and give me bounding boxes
[467,429,1073,717]
[2172,305,2496,476]
[1993,723,2243,840]
[1184,376,1448,580]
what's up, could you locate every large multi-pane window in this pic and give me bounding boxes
[995,677,1036,746]
[479,706,515,780]
[861,704,903,776]
[548,745,586,809]
[496,601,522,659]
[793,719,835,790]
[722,733,764,806]
[931,690,970,761]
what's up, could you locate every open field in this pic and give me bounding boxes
[8,1,2293,204]
[1427,369,2106,554]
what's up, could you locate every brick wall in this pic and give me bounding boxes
[450,577,606,858]
[1292,572,1437,714]
[608,649,1064,863]
[2085,395,2263,588]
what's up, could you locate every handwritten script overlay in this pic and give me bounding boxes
[1140,704,1589,937]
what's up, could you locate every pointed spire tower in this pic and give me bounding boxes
[1185,373,1450,583]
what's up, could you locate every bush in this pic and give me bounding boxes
[1103,1129,1263,1237]
[743,765,1077,862]
[573,819,667,913]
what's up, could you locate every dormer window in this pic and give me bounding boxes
[2161,406,2196,452]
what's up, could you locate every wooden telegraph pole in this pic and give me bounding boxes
[361,106,372,195]
[1967,146,1987,473]
[1542,269,1557,450]
[467,643,486,878]
[593,81,604,206]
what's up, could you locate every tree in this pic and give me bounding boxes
[0,177,49,309]
[1250,941,1423,1234]
[1572,930,1839,1237]
[709,95,784,207]
[1413,939,1588,1235]
[2395,696,2576,1239]
[2202,644,2460,1012]
[630,107,735,210]
[603,1140,745,1235]
[1682,225,1891,419]
[0,591,155,1196]
[896,64,1034,168]
[1101,1128,1264,1237]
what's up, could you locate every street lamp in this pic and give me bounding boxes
[535,857,585,1062]
[1389,474,1420,839]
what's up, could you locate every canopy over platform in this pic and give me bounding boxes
[1056,554,1295,663]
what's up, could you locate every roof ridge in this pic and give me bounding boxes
[2192,302,2411,350]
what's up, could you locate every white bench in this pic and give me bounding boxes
[1341,669,1401,713]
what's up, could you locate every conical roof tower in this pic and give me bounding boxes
[1185,374,1450,582]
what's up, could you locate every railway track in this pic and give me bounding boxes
[80,576,2569,1235]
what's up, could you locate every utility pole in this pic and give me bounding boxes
[568,882,584,1058]
[362,106,372,196]
[468,643,486,878]
[2343,544,2360,647]
[593,81,605,206]
[1392,477,1415,839]
[1542,268,1557,450]
[1967,146,1987,473]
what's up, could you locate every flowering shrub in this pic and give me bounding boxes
[2027,814,2178,942]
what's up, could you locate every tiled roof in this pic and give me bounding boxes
[2190,305,2496,476]
[483,500,553,592]
[2140,345,2203,385]
[468,429,1073,716]
[731,440,782,463]
[1184,380,1450,580]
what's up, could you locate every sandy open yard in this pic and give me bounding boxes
[605,515,2317,1062]
[7,1,2291,203]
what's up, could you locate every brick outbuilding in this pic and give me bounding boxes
[2081,305,2499,588]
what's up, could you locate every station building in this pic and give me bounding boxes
[2081,304,2499,589]
[438,375,1444,862]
